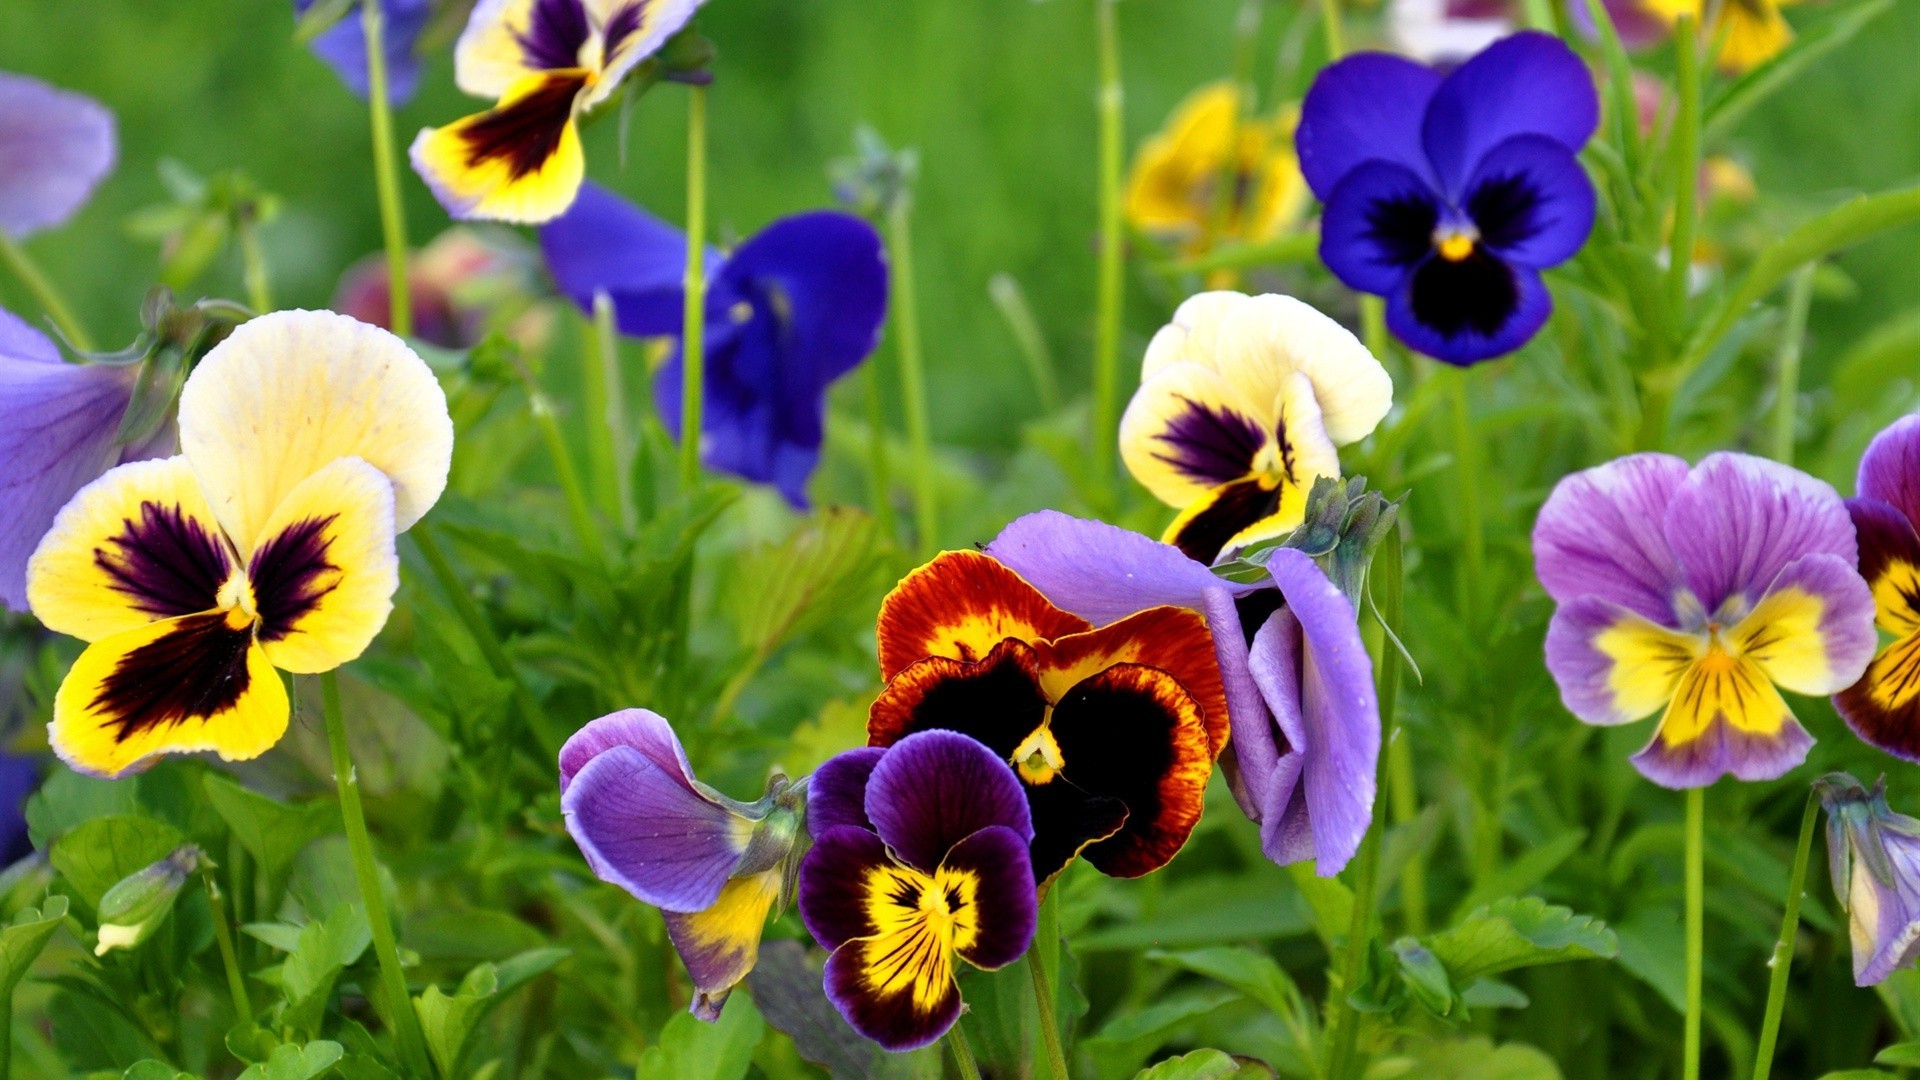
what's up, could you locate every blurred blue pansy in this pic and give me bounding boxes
[291,0,434,105]
[0,70,115,240]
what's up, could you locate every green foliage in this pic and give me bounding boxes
[634,994,766,1080]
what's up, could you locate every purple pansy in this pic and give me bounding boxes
[1834,415,1920,762]
[0,750,38,865]
[1296,31,1598,365]
[1534,452,1878,788]
[986,510,1381,875]
[799,731,1037,1052]
[0,307,174,612]
[0,70,116,240]
[560,709,804,1019]
[540,183,889,507]
[1817,773,1920,986]
[292,0,434,105]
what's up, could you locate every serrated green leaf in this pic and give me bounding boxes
[729,507,893,660]
[1083,988,1241,1079]
[49,815,185,909]
[203,773,338,888]
[121,1062,190,1080]
[1425,897,1617,985]
[0,894,69,997]
[633,992,765,1080]
[1147,947,1309,1028]
[1134,1048,1272,1079]
[280,905,372,1037]
[415,948,569,1077]
[26,769,141,850]
[235,1040,344,1080]
[1448,830,1587,924]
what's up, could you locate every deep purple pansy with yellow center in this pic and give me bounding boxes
[1816,772,1920,987]
[1835,415,1920,761]
[1297,31,1598,365]
[1534,452,1877,788]
[799,731,1038,1052]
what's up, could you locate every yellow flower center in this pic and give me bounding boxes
[1011,726,1066,785]
[1435,229,1477,263]
[215,573,258,631]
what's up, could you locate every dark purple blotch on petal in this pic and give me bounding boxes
[1153,395,1268,488]
[249,514,341,643]
[516,0,593,71]
[92,611,255,742]
[97,501,233,621]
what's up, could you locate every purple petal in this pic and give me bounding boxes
[1852,826,1920,985]
[1319,160,1439,295]
[558,708,698,794]
[1543,595,1675,726]
[1857,414,1920,531]
[297,0,433,105]
[1244,610,1310,865]
[1532,452,1689,623]
[538,181,692,337]
[663,869,782,1020]
[1464,134,1596,268]
[1663,452,1856,618]
[798,825,889,953]
[0,750,38,865]
[822,931,961,1053]
[1630,713,1812,789]
[808,746,884,837]
[0,72,116,238]
[865,730,1033,873]
[1385,256,1552,365]
[0,307,58,364]
[1202,585,1270,819]
[1420,31,1599,199]
[1297,52,1444,199]
[983,510,1261,626]
[941,825,1038,971]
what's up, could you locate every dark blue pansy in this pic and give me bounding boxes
[293,0,433,105]
[540,183,889,507]
[1297,31,1598,366]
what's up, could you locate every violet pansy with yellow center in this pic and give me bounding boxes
[1834,415,1920,761]
[1534,452,1877,788]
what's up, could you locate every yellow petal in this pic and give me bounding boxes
[249,458,400,675]
[1121,362,1272,509]
[1213,294,1392,447]
[27,457,234,644]
[410,71,590,225]
[1593,614,1704,721]
[1658,650,1793,745]
[1729,583,1833,696]
[178,310,453,554]
[663,869,782,1012]
[1715,1,1793,73]
[50,613,288,778]
[579,0,704,110]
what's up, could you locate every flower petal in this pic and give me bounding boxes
[864,729,1034,873]
[1732,553,1876,697]
[0,305,58,364]
[557,707,699,794]
[1140,291,1250,382]
[538,181,691,336]
[299,0,433,104]
[1837,634,1920,765]
[1420,31,1598,199]
[560,741,748,913]
[821,915,962,1053]
[0,72,116,239]
[1857,414,1920,531]
[1850,497,1920,639]
[452,0,575,98]
[1243,610,1310,864]
[798,825,891,953]
[1211,294,1394,447]
[1463,134,1596,269]
[1121,361,1271,509]
[1663,452,1856,618]
[1296,52,1443,199]
[984,510,1260,627]
[874,551,1090,681]
[1544,595,1698,726]
[1631,656,1812,788]
[1848,825,1920,986]
[410,71,588,225]
[1386,250,1552,365]
[1532,451,1689,623]
[179,310,453,554]
[807,746,885,837]
[1042,604,1230,756]
[663,868,781,1020]
[869,641,1052,764]
[250,457,400,675]
[50,613,288,779]
[942,825,1038,971]
[1320,159,1441,296]
[582,0,707,108]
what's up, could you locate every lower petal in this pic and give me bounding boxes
[822,928,962,1054]
[1387,255,1550,365]
[249,458,400,675]
[51,613,288,779]
[1631,657,1810,788]
[409,71,588,224]
[663,869,782,1020]
[939,825,1038,971]
[1849,497,1920,638]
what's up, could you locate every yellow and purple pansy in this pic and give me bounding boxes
[1124,82,1308,254]
[798,731,1037,1052]
[868,550,1229,884]
[410,0,703,223]
[1534,452,1877,788]
[1120,291,1392,565]
[25,309,453,778]
[1816,772,1920,987]
[1834,415,1920,762]
[559,709,803,1019]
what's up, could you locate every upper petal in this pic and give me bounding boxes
[1663,452,1856,617]
[1463,134,1596,269]
[0,305,60,364]
[1733,553,1877,697]
[557,707,700,795]
[1532,451,1689,623]
[581,0,706,109]
[301,0,433,104]
[1211,294,1394,447]
[864,729,1034,873]
[560,741,748,913]
[1140,291,1249,381]
[453,0,576,97]
[538,181,692,337]
[179,310,453,554]
[249,457,401,675]
[1420,31,1599,199]
[984,510,1259,626]
[1857,414,1920,532]
[0,71,116,239]
[874,551,1091,681]
[807,745,885,837]
[1296,52,1443,199]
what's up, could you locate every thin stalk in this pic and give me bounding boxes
[1769,264,1817,466]
[1327,812,1383,1079]
[947,1020,983,1080]
[887,198,939,554]
[1446,369,1485,630]
[1091,0,1126,506]
[860,365,898,537]
[1752,791,1819,1080]
[410,525,548,739]
[238,218,273,315]
[1316,0,1345,58]
[580,303,623,527]
[1684,785,1706,1080]
[530,387,602,556]
[594,293,632,527]
[1029,890,1071,1080]
[1359,295,1388,362]
[988,273,1059,412]
[678,86,709,489]
[0,231,94,351]
[1667,14,1703,324]
[362,0,412,338]
[0,987,9,1080]
[320,672,433,1078]
[203,874,252,1023]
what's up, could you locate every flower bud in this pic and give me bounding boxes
[93,845,203,957]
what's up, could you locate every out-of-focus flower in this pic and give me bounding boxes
[1120,291,1391,564]
[26,310,452,778]
[869,551,1228,884]
[559,709,804,1019]
[1642,0,1800,72]
[1816,773,1920,986]
[1565,0,1678,51]
[1125,83,1309,253]
[1297,32,1598,365]
[799,731,1036,1051]
[1388,0,1515,65]
[411,0,705,223]
[1534,452,1877,788]
[94,844,203,956]
[0,71,115,240]
[292,0,434,105]
[988,510,1381,875]
[0,749,38,866]
[334,227,555,351]
[540,183,888,507]
[1834,416,1920,761]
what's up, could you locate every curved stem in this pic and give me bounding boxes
[887,198,939,554]
[1327,819,1382,1079]
[1752,791,1819,1080]
[1667,14,1703,325]
[1769,264,1817,466]
[0,231,94,351]
[1684,785,1705,1080]
[203,874,252,1024]
[1446,370,1485,631]
[1028,890,1071,1080]
[361,0,412,338]
[321,672,433,1078]
[678,86,709,490]
[860,364,897,537]
[1090,0,1126,509]
[946,1020,983,1080]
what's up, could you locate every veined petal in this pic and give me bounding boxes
[1041,605,1230,757]
[560,741,749,913]
[1851,497,1920,640]
[864,729,1033,874]
[1122,361,1272,509]
[27,457,232,643]
[1545,595,1699,726]
[1732,553,1876,697]
[868,642,1052,776]
[1532,452,1689,623]
[1631,652,1811,788]
[1210,294,1393,447]
[940,826,1038,971]
[984,510,1261,627]
[1463,134,1596,269]
[807,746,885,837]
[50,613,288,779]
[1320,160,1441,296]
[580,0,704,109]
[1663,452,1856,618]
[558,707,700,793]
[1296,52,1442,198]
[799,826,891,953]
[1420,31,1598,199]
[1835,498,1920,761]
[1848,823,1920,986]
[663,868,781,1020]
[1858,414,1920,530]
[821,902,962,1054]
[874,552,1090,681]
[250,457,400,675]
[0,72,116,239]
[410,71,588,225]
[179,310,453,553]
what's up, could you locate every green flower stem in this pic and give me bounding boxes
[595,293,632,525]
[1029,888,1071,1080]
[886,197,939,554]
[1090,0,1126,508]
[203,873,252,1024]
[531,386,603,556]
[1387,736,1426,934]
[947,1020,983,1080]
[320,671,433,1078]
[1316,0,1345,58]
[361,0,412,339]
[1769,264,1817,466]
[581,299,627,529]
[1752,791,1819,1080]
[860,364,898,537]
[1684,784,1706,1080]
[238,213,274,315]
[1667,14,1703,324]
[678,85,709,490]
[410,524,550,741]
[0,231,94,352]
[1446,369,1486,631]
[1359,295,1388,362]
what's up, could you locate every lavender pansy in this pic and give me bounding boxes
[1297,32,1598,365]
[1534,452,1877,788]
[1817,773,1920,986]
[0,71,116,239]
[292,0,434,105]
[541,183,889,507]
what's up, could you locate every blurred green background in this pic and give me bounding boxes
[5,0,1918,469]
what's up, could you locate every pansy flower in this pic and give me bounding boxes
[0,70,116,240]
[1297,32,1598,365]
[411,0,703,223]
[292,0,434,105]
[1641,0,1798,72]
[1564,0,1676,51]
[559,709,804,1019]
[799,731,1037,1051]
[1816,773,1920,986]
[541,183,888,507]
[1124,83,1309,253]
[1120,291,1392,565]
[0,308,174,613]
[868,550,1228,883]
[25,310,453,778]
[1834,416,1920,762]
[1534,452,1877,788]
[988,510,1380,874]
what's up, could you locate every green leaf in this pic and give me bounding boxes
[0,894,69,997]
[1612,905,1686,1013]
[728,507,893,658]
[414,948,569,1077]
[49,815,186,909]
[1080,867,1317,951]
[1425,897,1618,985]
[25,769,141,850]
[1400,1037,1562,1079]
[278,905,373,1037]
[1146,947,1309,1028]
[1134,1048,1274,1079]
[1703,0,1897,142]
[1874,1042,1920,1066]
[203,773,338,888]
[634,993,766,1080]
[1083,988,1241,1079]
[235,1041,345,1080]
[122,1062,191,1080]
